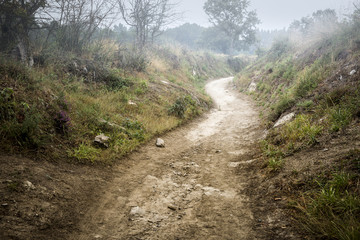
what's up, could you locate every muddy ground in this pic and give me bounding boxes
[1,77,304,239]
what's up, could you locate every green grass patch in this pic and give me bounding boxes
[296,172,360,240]
[280,114,322,146]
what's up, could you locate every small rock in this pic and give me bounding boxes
[215,150,221,153]
[228,162,241,168]
[94,234,103,239]
[349,69,356,76]
[24,180,36,190]
[130,206,145,217]
[274,112,296,128]
[2,203,8,207]
[128,100,137,106]
[156,138,165,148]
[94,134,110,148]
[248,82,257,92]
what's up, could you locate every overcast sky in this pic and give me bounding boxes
[175,0,355,30]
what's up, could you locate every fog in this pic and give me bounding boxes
[176,0,354,30]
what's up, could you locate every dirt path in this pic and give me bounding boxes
[70,77,263,240]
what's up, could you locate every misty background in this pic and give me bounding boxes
[175,0,353,30]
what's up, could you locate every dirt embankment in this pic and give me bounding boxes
[1,77,302,239]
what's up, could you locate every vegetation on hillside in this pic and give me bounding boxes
[0,0,251,164]
[235,7,360,240]
[0,44,233,164]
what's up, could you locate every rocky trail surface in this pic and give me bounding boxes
[70,77,264,240]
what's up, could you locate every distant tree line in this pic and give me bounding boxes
[2,0,360,64]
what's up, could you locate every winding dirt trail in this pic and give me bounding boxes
[70,77,263,240]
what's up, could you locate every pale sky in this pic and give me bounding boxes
[175,0,355,30]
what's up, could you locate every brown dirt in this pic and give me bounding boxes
[0,77,304,239]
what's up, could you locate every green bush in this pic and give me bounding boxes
[168,95,198,119]
[102,72,133,90]
[122,118,146,141]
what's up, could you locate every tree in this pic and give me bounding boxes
[204,0,259,53]
[0,0,46,65]
[289,9,338,37]
[43,0,117,52]
[117,0,179,49]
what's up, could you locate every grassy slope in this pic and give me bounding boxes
[0,45,232,164]
[235,25,360,239]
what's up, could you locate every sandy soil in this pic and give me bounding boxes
[68,77,264,240]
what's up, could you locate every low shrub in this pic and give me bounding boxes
[168,95,198,119]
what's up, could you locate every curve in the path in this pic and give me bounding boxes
[70,77,262,240]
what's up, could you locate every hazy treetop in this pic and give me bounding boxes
[174,0,354,30]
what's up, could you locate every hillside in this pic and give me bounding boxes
[0,45,238,239]
[0,46,234,163]
[235,16,360,239]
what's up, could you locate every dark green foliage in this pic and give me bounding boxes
[122,118,145,141]
[1,104,43,147]
[168,98,187,118]
[168,95,198,119]
[102,73,133,90]
[0,88,15,121]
